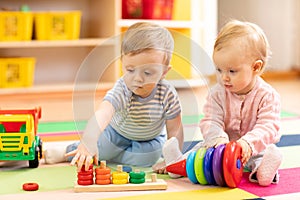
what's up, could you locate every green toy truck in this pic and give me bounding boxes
[0,107,42,168]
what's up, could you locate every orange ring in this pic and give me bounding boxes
[22,183,39,191]
[95,174,111,180]
[95,179,111,185]
[95,167,111,175]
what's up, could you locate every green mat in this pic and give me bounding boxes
[0,166,76,194]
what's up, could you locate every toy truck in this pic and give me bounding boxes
[0,107,42,168]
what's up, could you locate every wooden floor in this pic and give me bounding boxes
[1,78,300,122]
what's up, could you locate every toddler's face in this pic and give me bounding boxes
[213,43,259,95]
[122,50,168,98]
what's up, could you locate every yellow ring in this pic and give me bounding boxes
[112,172,129,180]
[112,179,128,184]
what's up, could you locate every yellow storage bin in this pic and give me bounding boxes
[35,11,81,40]
[0,57,35,88]
[0,11,33,41]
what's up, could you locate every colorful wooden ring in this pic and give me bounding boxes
[129,178,146,184]
[112,179,128,184]
[95,167,111,175]
[112,172,129,180]
[22,183,39,191]
[77,179,94,185]
[95,173,111,180]
[95,179,111,185]
[123,166,132,173]
[78,169,93,176]
[203,147,216,185]
[77,174,93,180]
[80,164,93,171]
[186,151,198,184]
[223,141,243,188]
[194,148,208,185]
[212,144,226,186]
[129,171,145,179]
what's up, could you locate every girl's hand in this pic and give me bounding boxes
[65,143,98,172]
[237,139,252,165]
[213,137,229,148]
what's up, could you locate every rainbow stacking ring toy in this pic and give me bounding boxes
[166,141,244,188]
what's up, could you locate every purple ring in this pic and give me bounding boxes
[212,144,226,186]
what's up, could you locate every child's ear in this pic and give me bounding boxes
[161,65,172,79]
[253,60,263,73]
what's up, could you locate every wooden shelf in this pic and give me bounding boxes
[0,83,114,96]
[118,19,203,29]
[0,38,116,48]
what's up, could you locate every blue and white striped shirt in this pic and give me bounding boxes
[104,77,181,141]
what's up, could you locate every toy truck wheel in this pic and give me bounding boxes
[29,147,39,168]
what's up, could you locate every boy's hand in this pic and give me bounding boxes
[152,160,168,174]
[65,143,98,172]
[237,139,252,165]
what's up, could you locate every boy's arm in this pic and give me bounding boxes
[152,114,183,174]
[166,114,184,150]
[66,100,115,171]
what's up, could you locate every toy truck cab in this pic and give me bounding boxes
[0,107,42,168]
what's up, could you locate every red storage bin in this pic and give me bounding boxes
[122,0,173,19]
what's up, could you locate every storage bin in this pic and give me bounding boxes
[122,0,173,19]
[0,57,35,88]
[34,11,81,40]
[0,11,33,41]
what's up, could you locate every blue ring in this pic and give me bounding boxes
[204,147,217,185]
[186,151,198,184]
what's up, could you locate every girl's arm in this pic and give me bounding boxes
[242,92,281,155]
[200,91,229,147]
[65,100,115,171]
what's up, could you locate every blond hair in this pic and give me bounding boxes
[121,22,174,65]
[214,20,271,71]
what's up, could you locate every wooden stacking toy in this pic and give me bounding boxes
[74,161,167,192]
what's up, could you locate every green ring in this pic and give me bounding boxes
[129,171,145,179]
[129,177,146,184]
[194,147,208,185]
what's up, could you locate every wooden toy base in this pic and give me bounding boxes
[74,179,167,192]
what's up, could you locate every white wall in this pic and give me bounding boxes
[218,0,299,71]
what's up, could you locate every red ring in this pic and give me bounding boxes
[223,141,243,188]
[80,164,93,172]
[22,183,39,191]
[77,179,94,185]
[77,174,94,180]
[78,169,93,176]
